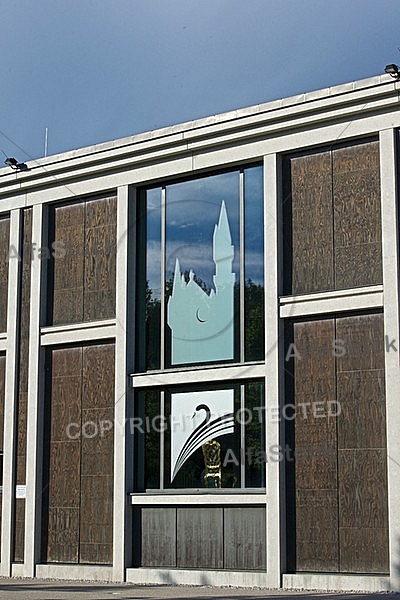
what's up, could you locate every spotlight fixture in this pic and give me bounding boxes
[3,156,28,171]
[385,64,400,79]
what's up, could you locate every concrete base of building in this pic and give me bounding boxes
[35,564,114,581]
[282,573,391,592]
[125,568,274,589]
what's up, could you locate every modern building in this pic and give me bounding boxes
[0,73,399,592]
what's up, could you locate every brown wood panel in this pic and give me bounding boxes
[47,507,79,563]
[337,371,386,449]
[44,342,114,565]
[13,208,32,563]
[336,313,385,372]
[50,194,116,325]
[83,197,116,321]
[289,312,388,574]
[0,215,10,332]
[223,507,266,570]
[289,151,334,294]
[333,141,382,288]
[339,527,389,573]
[52,202,85,325]
[141,507,177,567]
[339,449,388,529]
[82,344,115,409]
[295,489,339,572]
[177,507,223,569]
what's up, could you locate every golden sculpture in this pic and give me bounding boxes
[202,440,222,488]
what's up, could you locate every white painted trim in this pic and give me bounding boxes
[283,573,390,592]
[40,322,116,346]
[129,493,267,505]
[264,153,282,586]
[41,318,116,334]
[380,128,400,591]
[0,338,6,352]
[35,564,114,581]
[0,76,396,195]
[112,185,130,581]
[130,363,265,388]
[280,286,383,318]
[1,210,21,576]
[25,204,44,576]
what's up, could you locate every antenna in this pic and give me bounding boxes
[44,127,48,157]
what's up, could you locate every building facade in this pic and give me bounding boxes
[0,74,399,592]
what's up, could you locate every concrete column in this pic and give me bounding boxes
[264,153,284,586]
[380,128,400,591]
[24,203,45,576]
[112,185,131,581]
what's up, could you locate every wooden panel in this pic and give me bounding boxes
[336,313,385,372]
[295,489,339,572]
[50,194,116,325]
[284,151,334,294]
[51,202,85,325]
[291,319,338,572]
[289,312,388,574]
[83,196,117,322]
[177,507,223,569]
[141,508,177,567]
[45,346,82,563]
[0,215,10,332]
[44,343,114,565]
[13,208,32,563]
[80,343,114,565]
[333,141,382,288]
[339,527,389,573]
[47,507,79,563]
[224,507,266,570]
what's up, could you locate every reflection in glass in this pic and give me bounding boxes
[145,188,162,370]
[137,382,265,491]
[244,166,264,362]
[165,173,240,367]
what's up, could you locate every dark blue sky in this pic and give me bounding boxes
[1,0,399,161]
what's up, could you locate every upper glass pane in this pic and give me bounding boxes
[166,172,240,366]
[139,166,264,372]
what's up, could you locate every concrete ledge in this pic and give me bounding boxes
[35,564,114,581]
[282,573,391,592]
[126,568,272,588]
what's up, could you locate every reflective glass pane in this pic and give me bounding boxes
[244,166,264,361]
[165,172,240,366]
[145,188,162,370]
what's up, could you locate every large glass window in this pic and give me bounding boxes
[134,381,265,491]
[136,166,264,371]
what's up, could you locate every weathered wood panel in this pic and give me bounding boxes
[52,202,85,324]
[288,312,389,574]
[46,347,82,563]
[0,215,10,332]
[141,508,177,567]
[283,139,382,294]
[292,319,338,571]
[83,196,117,322]
[283,151,334,294]
[13,208,32,563]
[336,313,388,573]
[50,194,117,326]
[333,141,382,288]
[44,343,114,565]
[177,507,223,569]
[223,507,266,570]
